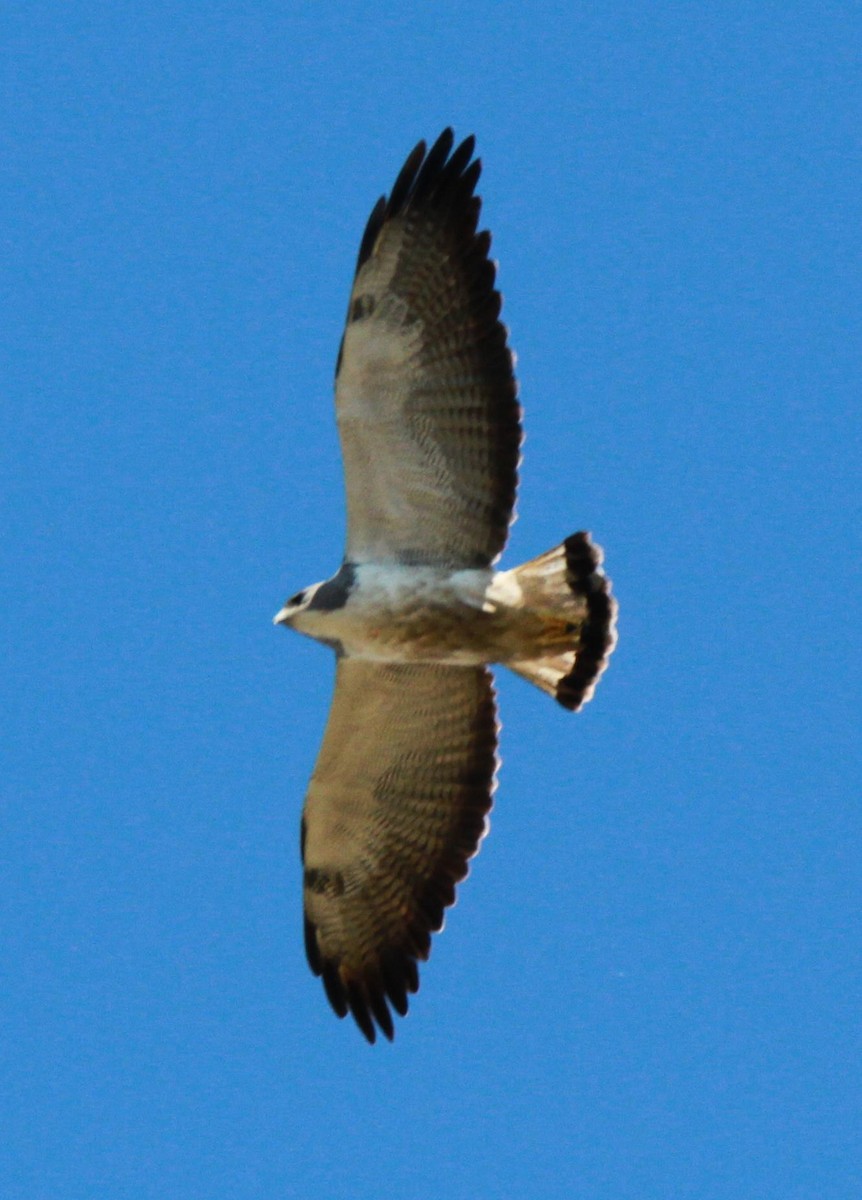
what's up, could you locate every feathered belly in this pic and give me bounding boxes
[335,586,500,662]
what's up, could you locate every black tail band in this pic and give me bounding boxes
[556,532,617,711]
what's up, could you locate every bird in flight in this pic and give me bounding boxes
[274,129,617,1042]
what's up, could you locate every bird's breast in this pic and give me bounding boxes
[297,563,506,663]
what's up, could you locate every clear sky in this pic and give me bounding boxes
[4,4,860,1198]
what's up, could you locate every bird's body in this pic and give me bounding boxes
[283,559,603,667]
[287,563,502,662]
[275,130,617,1042]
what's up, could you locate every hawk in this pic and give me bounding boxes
[274,129,617,1042]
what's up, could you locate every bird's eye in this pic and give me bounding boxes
[288,591,306,607]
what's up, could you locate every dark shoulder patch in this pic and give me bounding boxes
[350,294,375,322]
[304,866,346,897]
[308,562,357,611]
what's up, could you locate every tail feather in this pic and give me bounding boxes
[508,532,617,711]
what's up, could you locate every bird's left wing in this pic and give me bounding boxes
[301,659,498,1042]
[334,129,522,569]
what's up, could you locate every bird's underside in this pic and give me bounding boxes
[275,129,617,1042]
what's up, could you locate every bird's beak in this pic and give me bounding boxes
[273,607,291,626]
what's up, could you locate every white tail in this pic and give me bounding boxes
[506,532,617,710]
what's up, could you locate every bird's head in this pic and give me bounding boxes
[273,584,320,629]
[274,564,356,640]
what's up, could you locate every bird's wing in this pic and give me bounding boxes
[301,658,498,1042]
[334,129,522,569]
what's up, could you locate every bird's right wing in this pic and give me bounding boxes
[301,658,498,1042]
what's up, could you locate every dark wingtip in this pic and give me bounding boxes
[307,940,420,1044]
[320,960,349,1019]
[304,913,322,975]
[346,981,377,1043]
[354,130,480,274]
[556,532,617,711]
[356,195,388,272]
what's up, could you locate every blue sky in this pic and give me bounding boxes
[3,4,860,1197]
